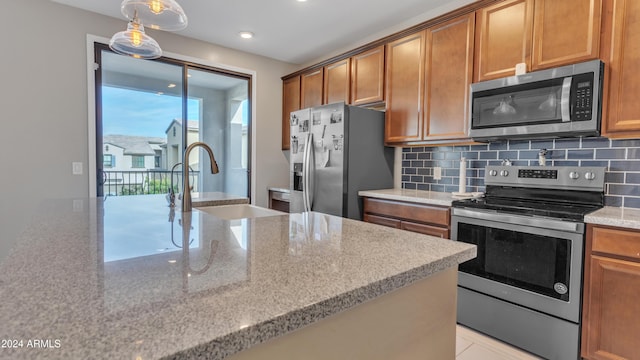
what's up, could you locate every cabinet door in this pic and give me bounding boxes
[282,76,301,150]
[324,58,350,105]
[474,0,533,82]
[351,46,385,105]
[424,13,474,141]
[582,255,640,360]
[531,0,601,71]
[301,69,323,108]
[385,32,425,143]
[601,0,640,137]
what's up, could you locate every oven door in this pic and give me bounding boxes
[451,208,584,323]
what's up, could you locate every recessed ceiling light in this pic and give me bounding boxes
[297,0,307,2]
[239,31,254,39]
[168,83,176,88]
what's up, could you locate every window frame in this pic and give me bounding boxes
[87,36,256,202]
[131,155,145,168]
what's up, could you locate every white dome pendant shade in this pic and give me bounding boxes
[109,18,162,60]
[121,0,188,31]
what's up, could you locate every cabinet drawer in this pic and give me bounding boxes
[363,198,450,227]
[400,221,449,238]
[364,214,402,229]
[269,190,290,202]
[592,226,640,261]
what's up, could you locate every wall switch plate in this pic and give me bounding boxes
[433,166,442,180]
[72,162,83,175]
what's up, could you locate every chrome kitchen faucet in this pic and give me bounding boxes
[182,142,219,212]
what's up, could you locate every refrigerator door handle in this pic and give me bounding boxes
[307,133,315,210]
[303,133,313,212]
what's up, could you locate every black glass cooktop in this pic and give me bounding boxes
[452,185,604,222]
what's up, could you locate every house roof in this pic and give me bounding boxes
[164,119,200,135]
[103,135,166,156]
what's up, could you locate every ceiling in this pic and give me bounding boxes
[52,0,476,65]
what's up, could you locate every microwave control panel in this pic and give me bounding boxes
[572,73,594,121]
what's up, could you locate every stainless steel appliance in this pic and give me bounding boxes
[470,60,604,141]
[451,165,605,360]
[289,102,394,219]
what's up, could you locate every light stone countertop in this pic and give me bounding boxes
[0,194,475,359]
[267,186,290,194]
[359,188,458,207]
[585,206,640,230]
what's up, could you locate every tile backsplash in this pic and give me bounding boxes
[401,137,640,209]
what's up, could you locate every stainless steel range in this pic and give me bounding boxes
[451,165,605,360]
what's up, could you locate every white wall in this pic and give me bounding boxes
[0,0,297,261]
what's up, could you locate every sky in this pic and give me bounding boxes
[102,86,201,138]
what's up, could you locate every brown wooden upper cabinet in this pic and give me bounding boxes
[300,68,324,109]
[600,0,640,138]
[385,31,425,143]
[351,45,385,105]
[323,58,350,105]
[424,13,475,141]
[474,0,601,82]
[385,13,474,144]
[282,76,301,150]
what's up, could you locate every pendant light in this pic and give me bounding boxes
[109,14,162,60]
[120,0,188,31]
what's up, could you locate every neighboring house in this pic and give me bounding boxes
[102,135,166,195]
[165,119,200,170]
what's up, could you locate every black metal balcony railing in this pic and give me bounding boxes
[102,170,200,196]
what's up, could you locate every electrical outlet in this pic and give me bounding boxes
[433,166,442,180]
[72,162,83,175]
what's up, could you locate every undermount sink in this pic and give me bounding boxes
[196,204,285,220]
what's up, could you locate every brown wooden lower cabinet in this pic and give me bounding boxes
[268,189,290,213]
[362,197,450,238]
[581,224,640,360]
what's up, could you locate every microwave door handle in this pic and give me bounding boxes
[561,77,572,122]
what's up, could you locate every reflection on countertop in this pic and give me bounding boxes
[0,194,475,360]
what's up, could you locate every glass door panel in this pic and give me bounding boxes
[186,68,249,198]
[99,49,183,197]
[471,78,565,128]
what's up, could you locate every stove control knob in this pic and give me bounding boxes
[585,172,596,180]
[500,170,509,177]
[489,170,498,176]
[569,171,580,180]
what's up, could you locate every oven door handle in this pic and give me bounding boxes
[452,208,580,233]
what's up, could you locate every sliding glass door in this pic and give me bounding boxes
[94,43,251,200]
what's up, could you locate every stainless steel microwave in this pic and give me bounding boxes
[469,60,604,141]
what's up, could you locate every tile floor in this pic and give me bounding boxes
[456,325,542,360]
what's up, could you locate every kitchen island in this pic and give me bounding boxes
[0,194,475,359]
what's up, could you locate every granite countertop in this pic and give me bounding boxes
[0,194,475,359]
[585,206,640,230]
[359,188,459,207]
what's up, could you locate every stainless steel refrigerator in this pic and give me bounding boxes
[289,102,394,220]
